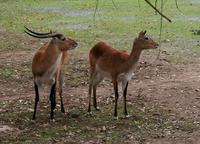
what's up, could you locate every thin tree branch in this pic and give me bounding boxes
[175,0,182,12]
[94,0,117,19]
[111,0,117,9]
[93,0,99,19]
[156,0,164,59]
[154,0,158,14]
[138,0,141,8]
[144,0,172,23]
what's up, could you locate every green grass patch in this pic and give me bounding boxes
[0,99,199,143]
[0,67,16,79]
[1,1,200,142]
[0,0,200,63]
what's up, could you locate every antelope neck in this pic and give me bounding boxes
[125,39,143,72]
[46,42,62,65]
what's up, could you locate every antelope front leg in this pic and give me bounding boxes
[113,80,119,119]
[59,70,65,113]
[50,82,56,120]
[88,83,92,114]
[123,81,129,117]
[93,86,100,111]
[59,87,65,113]
[32,82,39,120]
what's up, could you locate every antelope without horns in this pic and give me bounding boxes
[88,30,159,119]
[24,26,78,120]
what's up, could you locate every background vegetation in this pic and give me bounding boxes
[0,0,200,143]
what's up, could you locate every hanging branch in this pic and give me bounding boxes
[138,0,141,8]
[156,0,164,59]
[111,0,117,9]
[144,0,172,23]
[175,0,182,12]
[94,0,117,19]
[93,0,99,18]
[154,0,158,14]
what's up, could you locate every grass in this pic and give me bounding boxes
[0,99,199,143]
[1,0,200,143]
[0,67,16,79]
[0,0,200,52]
[0,0,199,65]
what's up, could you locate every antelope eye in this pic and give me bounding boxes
[144,36,149,40]
[61,37,66,41]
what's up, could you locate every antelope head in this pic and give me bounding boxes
[24,26,78,51]
[135,30,159,50]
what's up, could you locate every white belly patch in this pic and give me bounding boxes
[96,65,112,79]
[95,65,135,82]
[118,72,134,82]
[35,54,62,86]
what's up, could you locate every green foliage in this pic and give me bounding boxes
[1,1,200,143]
[0,0,200,65]
[0,67,16,79]
[0,0,200,51]
[0,99,199,143]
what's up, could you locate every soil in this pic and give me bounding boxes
[1,40,200,143]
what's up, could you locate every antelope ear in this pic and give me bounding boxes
[139,30,146,37]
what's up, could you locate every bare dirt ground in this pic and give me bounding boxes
[1,40,200,143]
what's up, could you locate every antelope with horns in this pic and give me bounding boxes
[24,27,78,120]
[88,31,158,119]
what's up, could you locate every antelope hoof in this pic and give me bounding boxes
[113,116,118,120]
[50,119,55,123]
[53,104,56,110]
[61,108,65,113]
[95,107,100,111]
[31,119,36,123]
[124,114,131,119]
[87,111,93,116]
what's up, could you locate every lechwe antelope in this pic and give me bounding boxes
[88,30,158,119]
[24,27,78,120]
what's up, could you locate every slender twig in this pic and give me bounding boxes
[156,0,163,59]
[138,0,141,8]
[154,0,158,14]
[175,0,182,12]
[93,0,99,19]
[111,0,117,9]
[144,0,172,23]
[94,0,117,19]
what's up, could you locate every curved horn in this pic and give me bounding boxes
[24,26,53,35]
[24,30,51,38]
[24,29,64,39]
